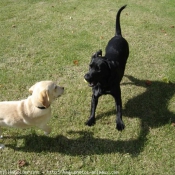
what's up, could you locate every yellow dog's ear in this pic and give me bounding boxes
[39,90,50,108]
[29,84,35,94]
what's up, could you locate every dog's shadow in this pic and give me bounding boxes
[5,129,150,156]
[123,75,175,128]
[6,75,175,156]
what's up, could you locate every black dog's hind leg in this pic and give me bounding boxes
[116,104,125,131]
[112,86,125,131]
[85,94,99,126]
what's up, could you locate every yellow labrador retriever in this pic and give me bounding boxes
[0,81,64,147]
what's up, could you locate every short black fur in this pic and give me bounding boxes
[84,5,129,131]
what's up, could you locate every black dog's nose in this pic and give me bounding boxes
[84,74,90,81]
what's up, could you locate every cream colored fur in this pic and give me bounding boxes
[0,81,64,137]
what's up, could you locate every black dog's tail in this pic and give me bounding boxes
[115,5,127,36]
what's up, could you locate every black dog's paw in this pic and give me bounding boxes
[116,120,125,131]
[85,117,96,126]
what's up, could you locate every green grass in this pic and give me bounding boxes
[0,0,175,174]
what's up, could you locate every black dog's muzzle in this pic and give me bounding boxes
[84,74,97,87]
[84,73,90,82]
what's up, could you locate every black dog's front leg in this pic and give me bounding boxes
[112,86,125,131]
[85,94,99,126]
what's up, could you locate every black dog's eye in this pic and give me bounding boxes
[95,66,100,72]
[89,64,93,69]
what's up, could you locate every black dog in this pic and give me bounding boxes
[84,5,129,131]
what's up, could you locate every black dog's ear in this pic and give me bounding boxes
[92,50,102,58]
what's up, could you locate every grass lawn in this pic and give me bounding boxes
[0,0,175,174]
